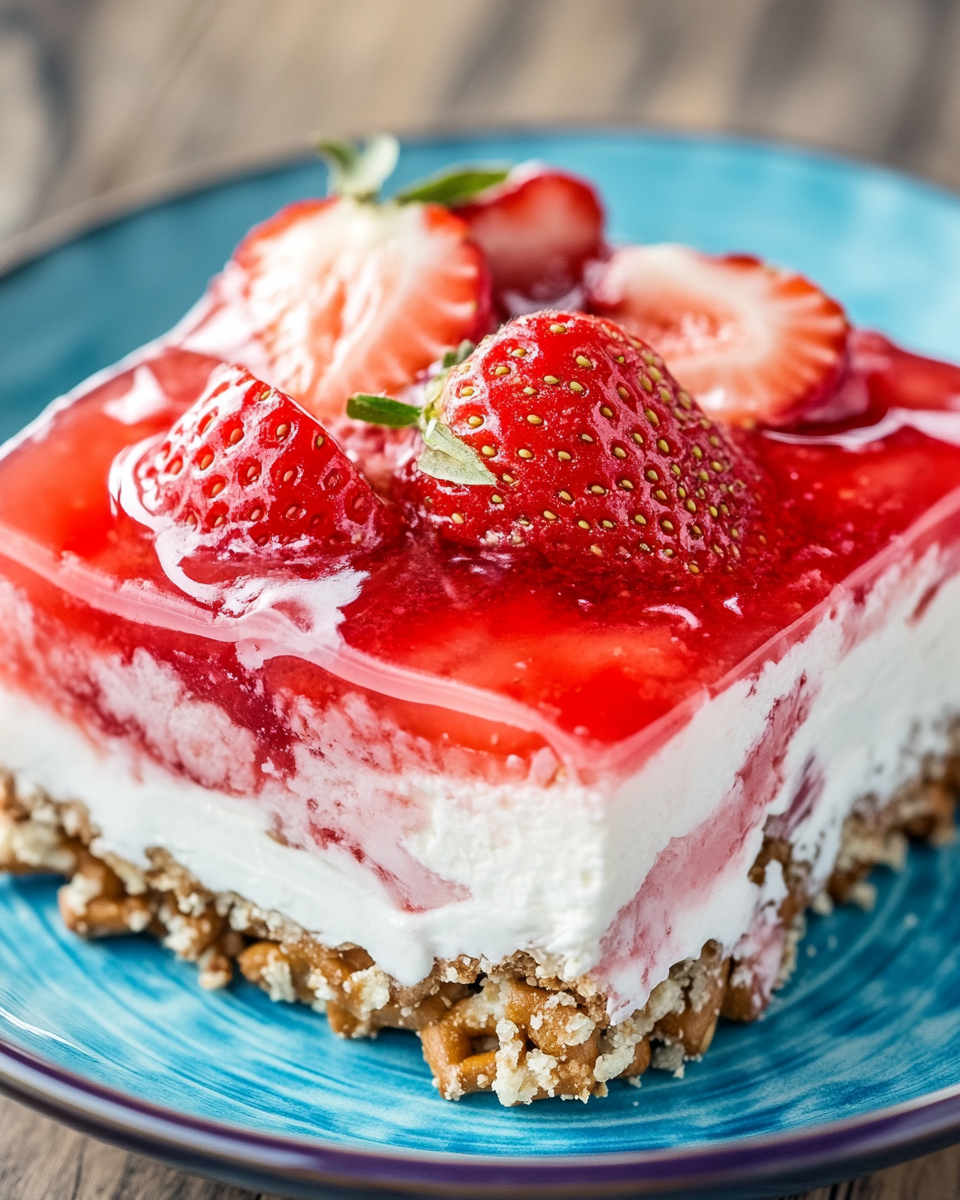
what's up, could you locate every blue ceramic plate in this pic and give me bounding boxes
[3,132,960,1200]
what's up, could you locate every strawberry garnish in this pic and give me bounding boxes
[588,244,850,429]
[848,329,960,413]
[219,199,490,424]
[453,165,606,317]
[133,363,395,560]
[360,312,770,576]
[186,137,492,425]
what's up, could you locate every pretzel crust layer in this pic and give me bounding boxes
[1,756,955,1105]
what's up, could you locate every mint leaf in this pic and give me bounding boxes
[347,393,421,427]
[315,139,357,176]
[418,419,496,486]
[395,165,510,207]
[317,134,400,200]
[441,339,476,369]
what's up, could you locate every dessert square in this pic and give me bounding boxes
[2,141,959,1105]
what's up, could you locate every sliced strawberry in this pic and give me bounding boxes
[134,363,395,560]
[398,311,772,576]
[588,244,850,428]
[454,165,605,316]
[849,329,960,412]
[189,198,491,424]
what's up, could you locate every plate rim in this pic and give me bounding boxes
[4,1034,960,1195]
[3,122,959,282]
[4,125,960,1195]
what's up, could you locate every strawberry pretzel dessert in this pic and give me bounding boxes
[2,136,960,1106]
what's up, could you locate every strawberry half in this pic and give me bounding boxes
[588,244,850,429]
[191,197,491,424]
[454,165,605,317]
[396,311,770,576]
[133,363,395,561]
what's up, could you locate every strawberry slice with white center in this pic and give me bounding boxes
[454,165,606,316]
[588,244,850,428]
[130,363,397,562]
[199,198,491,425]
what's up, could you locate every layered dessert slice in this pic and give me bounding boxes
[2,148,960,1107]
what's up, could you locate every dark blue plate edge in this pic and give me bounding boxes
[5,1035,960,1197]
[4,128,960,1197]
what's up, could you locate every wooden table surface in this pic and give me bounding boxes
[4,1,960,1196]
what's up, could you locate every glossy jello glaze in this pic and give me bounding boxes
[0,333,960,782]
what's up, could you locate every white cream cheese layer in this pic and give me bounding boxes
[596,545,960,1018]
[0,546,958,1020]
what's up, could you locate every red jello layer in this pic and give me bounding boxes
[1,332,959,778]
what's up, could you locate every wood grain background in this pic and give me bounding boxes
[3,1,960,1196]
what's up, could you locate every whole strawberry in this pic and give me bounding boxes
[392,312,769,575]
[132,363,395,561]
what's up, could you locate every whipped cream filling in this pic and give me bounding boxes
[0,544,957,1020]
[0,680,605,988]
[597,543,960,1017]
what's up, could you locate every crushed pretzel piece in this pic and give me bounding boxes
[654,942,730,1057]
[420,987,500,1100]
